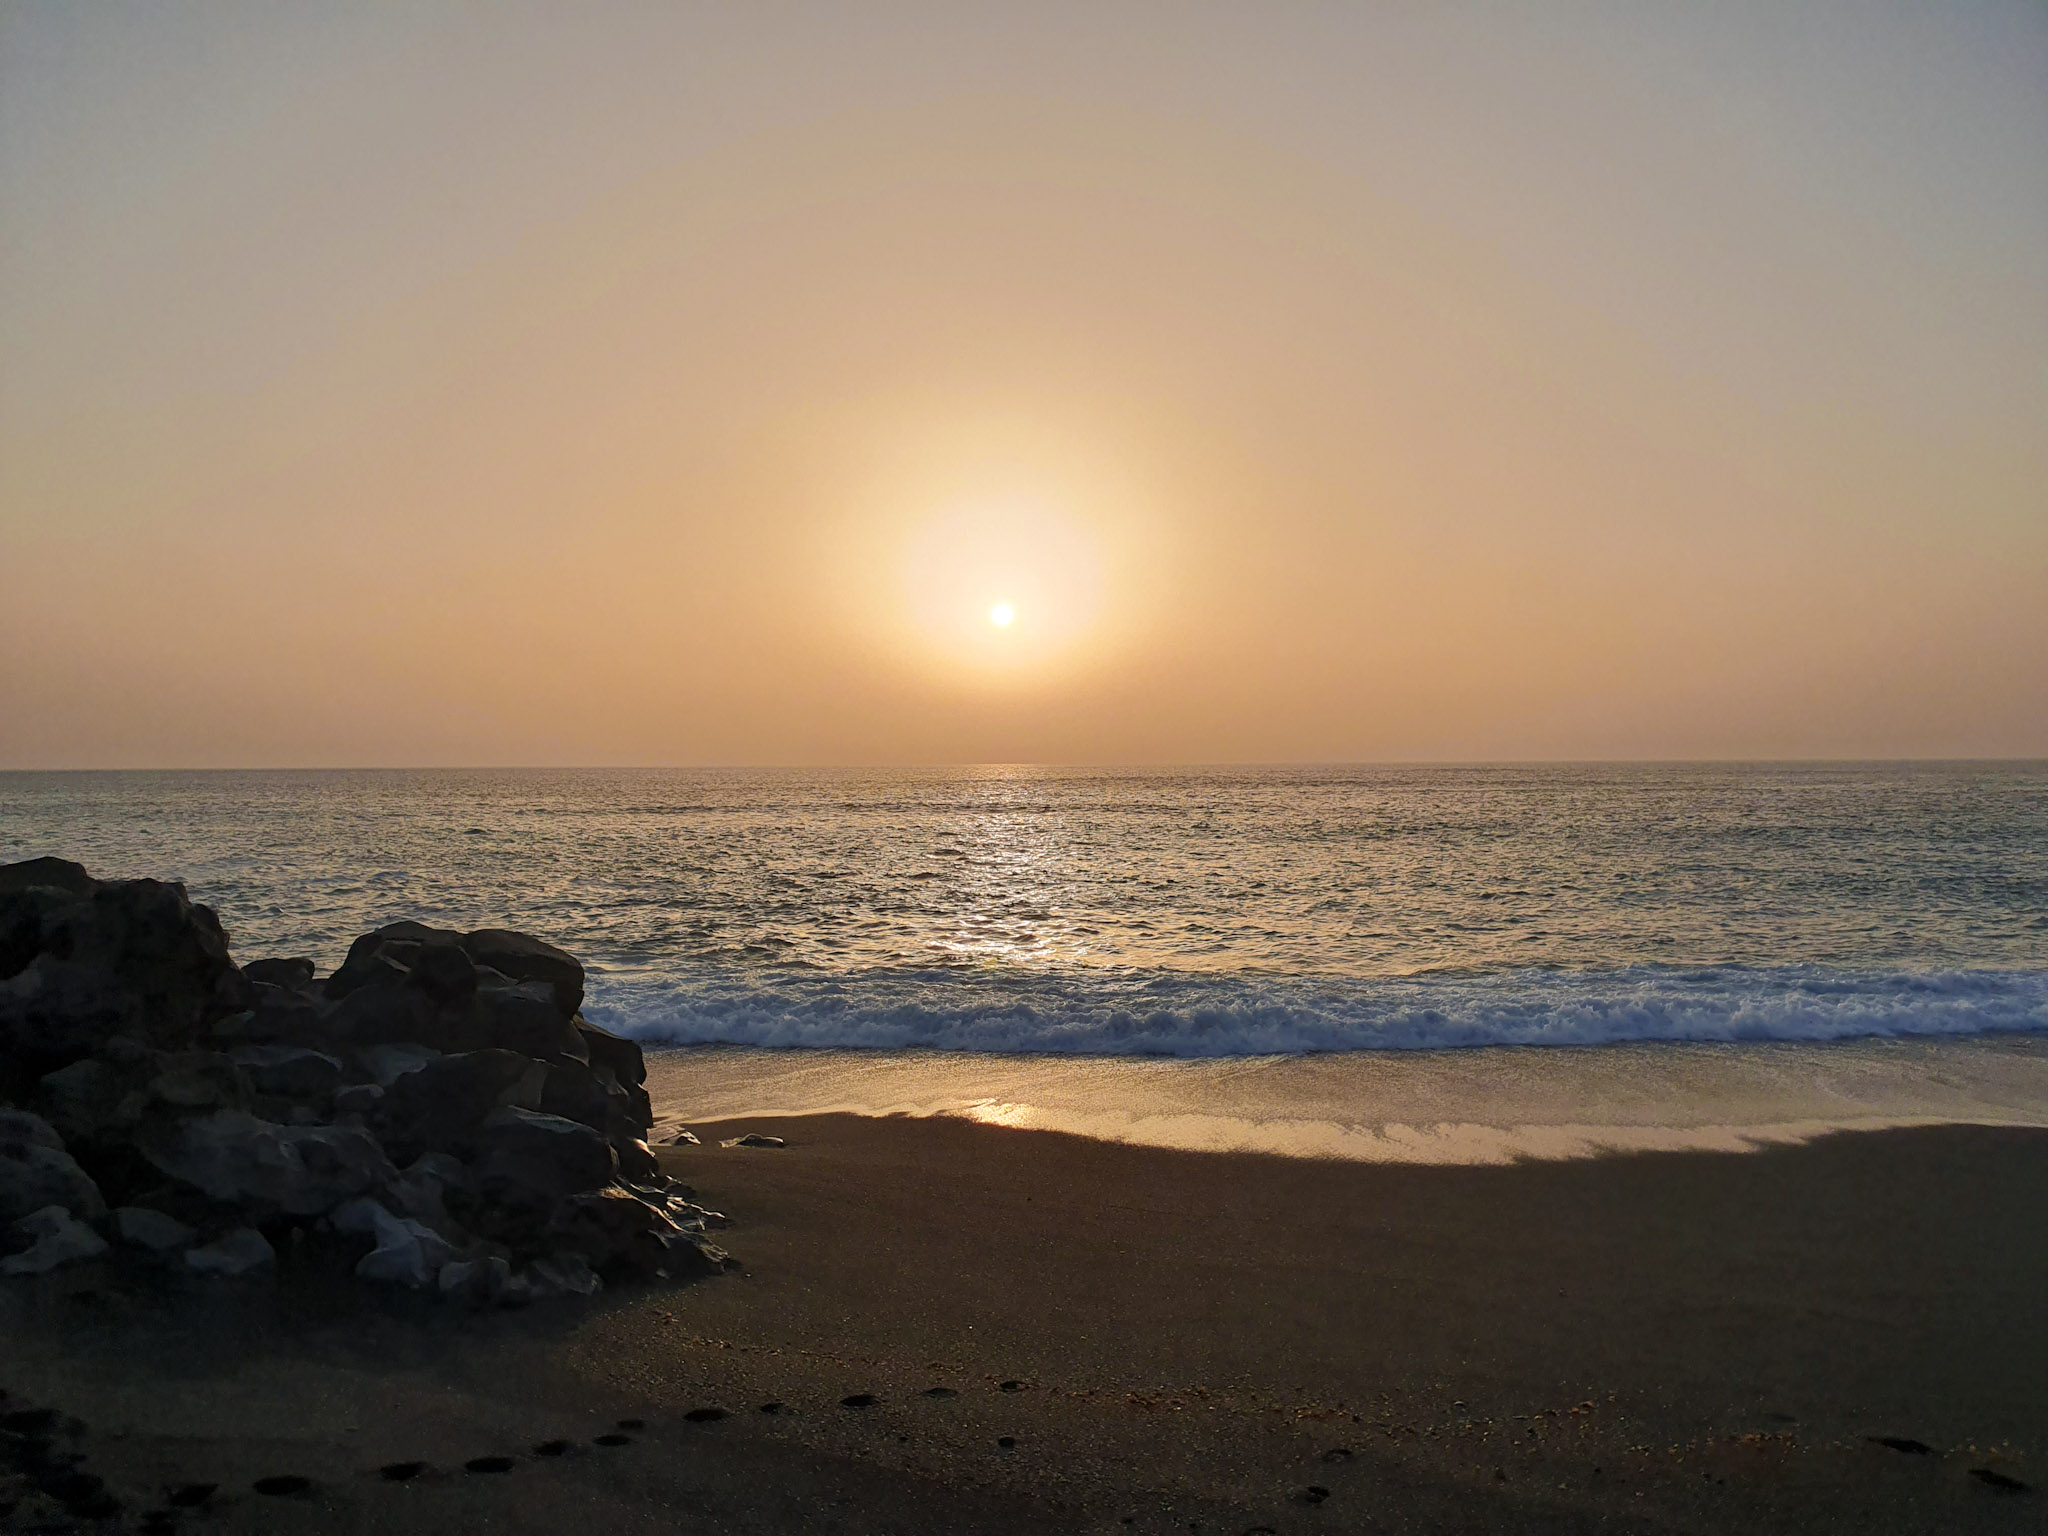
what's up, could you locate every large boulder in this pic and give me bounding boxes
[2,1204,109,1275]
[377,1049,544,1157]
[474,1106,616,1215]
[134,1110,394,1216]
[0,1109,105,1224]
[0,863,252,1067]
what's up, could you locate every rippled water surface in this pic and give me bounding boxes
[3,764,2044,1054]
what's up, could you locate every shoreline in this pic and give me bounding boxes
[643,1032,2048,1163]
[6,1114,2042,1532]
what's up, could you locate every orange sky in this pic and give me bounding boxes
[3,3,2044,766]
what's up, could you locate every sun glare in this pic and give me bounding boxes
[989,602,1015,627]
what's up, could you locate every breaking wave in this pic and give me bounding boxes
[583,963,2048,1058]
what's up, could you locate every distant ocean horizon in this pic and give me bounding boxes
[4,763,2043,1060]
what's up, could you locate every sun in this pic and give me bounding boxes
[988,602,1015,628]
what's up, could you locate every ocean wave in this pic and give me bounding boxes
[581,964,2048,1057]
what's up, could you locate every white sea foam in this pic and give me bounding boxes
[586,963,2048,1057]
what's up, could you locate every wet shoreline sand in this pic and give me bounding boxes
[5,1115,2043,1532]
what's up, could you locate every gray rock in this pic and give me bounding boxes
[525,1251,603,1297]
[184,1225,274,1275]
[379,1049,545,1157]
[242,956,317,991]
[405,941,478,1007]
[332,1082,384,1119]
[437,1253,523,1308]
[475,1106,616,1212]
[136,1110,394,1216]
[546,1184,717,1279]
[229,1044,343,1101]
[462,929,585,1017]
[0,955,144,1067]
[386,1151,466,1225]
[34,1056,126,1144]
[0,856,98,897]
[332,1197,460,1287]
[0,876,251,1066]
[573,1017,645,1087]
[146,1050,248,1112]
[114,1205,194,1251]
[721,1133,786,1149]
[0,1109,105,1223]
[2,1204,109,1274]
[355,1042,439,1087]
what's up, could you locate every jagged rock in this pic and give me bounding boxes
[242,956,317,991]
[213,982,328,1044]
[2,1204,109,1274]
[332,1197,460,1286]
[465,930,585,1017]
[545,1184,726,1279]
[407,941,477,1007]
[574,1018,645,1087]
[0,856,98,898]
[660,1126,701,1145]
[472,975,582,1058]
[0,869,251,1066]
[379,1049,544,1157]
[135,1110,393,1216]
[332,1082,384,1119]
[34,1057,125,1144]
[229,1044,343,1101]
[540,1057,655,1176]
[526,1251,602,1297]
[0,957,144,1068]
[386,1151,466,1225]
[114,1205,194,1251]
[146,1050,249,1112]
[475,1107,616,1216]
[355,1042,439,1087]
[184,1226,274,1275]
[0,1109,105,1223]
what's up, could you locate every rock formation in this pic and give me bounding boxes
[0,857,725,1302]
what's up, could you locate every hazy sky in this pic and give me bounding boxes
[3,1,2044,766]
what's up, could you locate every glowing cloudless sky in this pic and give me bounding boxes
[2,1,2044,766]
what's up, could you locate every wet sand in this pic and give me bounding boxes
[3,1116,2043,1533]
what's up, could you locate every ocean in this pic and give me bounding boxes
[7,764,2046,1157]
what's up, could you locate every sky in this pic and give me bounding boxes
[2,1,2044,767]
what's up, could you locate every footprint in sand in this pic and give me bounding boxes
[1319,1447,1354,1464]
[683,1408,727,1423]
[1289,1485,1331,1506]
[998,1380,1025,1393]
[253,1474,313,1496]
[1868,1436,1933,1455]
[167,1482,217,1507]
[380,1461,429,1481]
[841,1394,878,1409]
[921,1387,957,1399]
[758,1402,786,1415]
[465,1456,516,1474]
[532,1439,573,1457]
[1970,1467,2031,1493]
[594,1433,634,1447]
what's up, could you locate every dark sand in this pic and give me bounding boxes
[3,1117,2043,1533]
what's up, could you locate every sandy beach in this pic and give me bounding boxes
[5,1114,2042,1533]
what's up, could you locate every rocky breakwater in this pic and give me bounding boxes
[0,856,726,1303]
